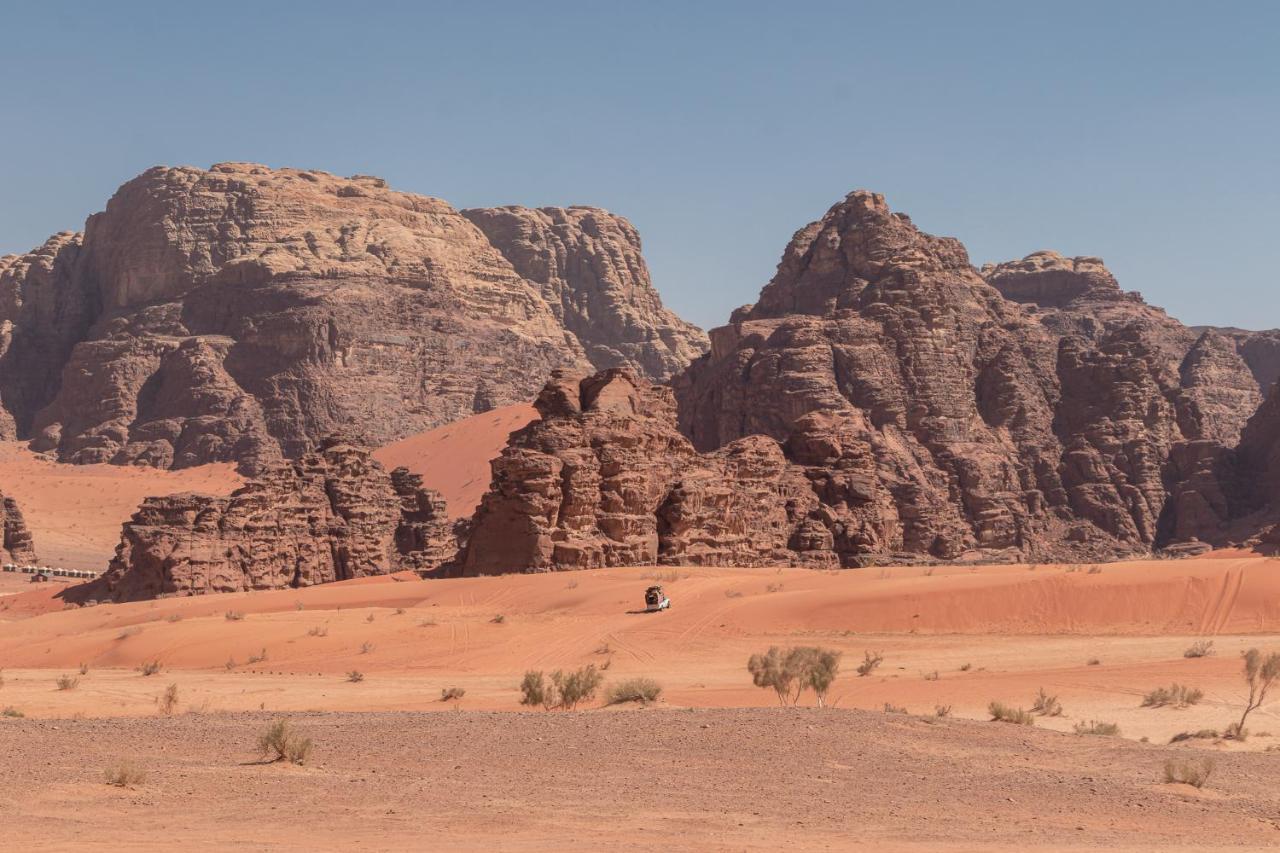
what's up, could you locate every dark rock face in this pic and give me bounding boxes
[102,437,456,599]
[462,206,707,381]
[1,493,36,564]
[0,164,702,473]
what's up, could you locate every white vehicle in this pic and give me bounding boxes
[644,585,671,612]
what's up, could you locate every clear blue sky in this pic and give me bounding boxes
[2,1,1276,330]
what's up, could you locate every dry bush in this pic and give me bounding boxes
[440,686,466,702]
[988,701,1035,725]
[1231,647,1280,738]
[346,670,364,683]
[359,642,374,655]
[1141,683,1204,709]
[138,660,162,677]
[116,627,141,641]
[307,626,328,637]
[520,670,553,710]
[225,657,237,671]
[883,702,907,714]
[1065,564,1081,573]
[224,610,245,622]
[748,646,841,707]
[1087,658,1102,666]
[766,582,784,592]
[934,704,952,718]
[78,662,89,676]
[247,648,268,664]
[103,762,146,787]
[1087,564,1103,574]
[156,683,179,716]
[724,589,744,599]
[593,642,612,656]
[641,568,682,583]
[923,670,939,681]
[1224,722,1249,741]
[1073,720,1120,736]
[565,579,579,589]
[856,650,884,677]
[165,613,183,623]
[520,666,603,710]
[1169,728,1219,743]
[1183,639,1214,658]
[56,674,79,691]
[490,614,506,624]
[394,608,405,615]
[959,662,972,672]
[1163,758,1214,788]
[418,619,437,628]
[257,719,313,765]
[1031,687,1063,717]
[605,677,663,706]
[2,707,23,718]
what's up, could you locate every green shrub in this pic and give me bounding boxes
[1073,720,1120,736]
[989,701,1035,725]
[1141,683,1203,709]
[605,677,663,706]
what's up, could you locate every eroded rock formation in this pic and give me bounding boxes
[102,437,455,599]
[0,493,36,564]
[0,163,702,473]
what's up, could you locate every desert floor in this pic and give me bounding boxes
[3,556,1280,849]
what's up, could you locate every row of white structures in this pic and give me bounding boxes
[1,564,100,579]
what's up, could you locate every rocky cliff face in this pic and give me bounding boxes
[0,492,36,565]
[0,163,702,473]
[102,437,456,599]
[462,206,707,381]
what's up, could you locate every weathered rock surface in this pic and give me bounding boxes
[0,163,701,473]
[462,206,706,381]
[0,492,36,564]
[102,437,455,599]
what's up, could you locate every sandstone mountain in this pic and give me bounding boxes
[461,191,1280,571]
[101,437,456,600]
[0,163,704,474]
[0,491,36,565]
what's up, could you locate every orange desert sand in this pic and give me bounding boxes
[3,555,1280,849]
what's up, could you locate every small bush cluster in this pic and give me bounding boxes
[1073,720,1120,736]
[56,674,79,691]
[988,701,1035,725]
[2,707,24,718]
[883,702,907,714]
[1169,728,1219,743]
[138,660,162,677]
[856,650,884,677]
[1183,639,1214,658]
[307,625,328,637]
[225,610,245,622]
[346,670,364,683]
[519,665,603,710]
[440,686,466,702]
[1164,758,1214,788]
[747,646,842,707]
[1141,683,1203,709]
[257,719,313,765]
[156,683,179,716]
[605,677,663,706]
[1031,687,1063,717]
[104,762,147,787]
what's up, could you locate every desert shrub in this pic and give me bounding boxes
[418,619,437,628]
[365,613,375,623]
[520,670,553,709]
[1232,647,1280,737]
[1073,720,1120,736]
[359,642,374,655]
[346,670,364,683]
[923,670,939,681]
[748,647,798,705]
[138,660,162,677]
[1169,728,1219,743]
[1164,758,1214,788]
[104,762,146,787]
[856,650,884,677]
[766,582,784,592]
[394,608,405,615]
[225,657,237,671]
[1224,722,1249,741]
[1086,658,1101,666]
[440,686,466,702]
[1087,564,1103,574]
[1183,639,1214,658]
[959,662,972,672]
[605,677,663,706]
[257,719,313,765]
[156,683,179,716]
[934,704,952,718]
[641,568,682,583]
[989,701,1035,725]
[551,665,603,710]
[78,662,89,676]
[490,614,505,624]
[883,702,907,714]
[116,627,141,640]
[225,610,245,622]
[1031,687,1063,717]
[56,674,79,691]
[793,647,841,707]
[165,613,183,623]
[565,579,579,589]
[724,589,744,599]
[1141,683,1204,709]
[594,642,612,656]
[307,626,328,637]
[2,707,23,718]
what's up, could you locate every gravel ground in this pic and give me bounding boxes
[2,707,1279,851]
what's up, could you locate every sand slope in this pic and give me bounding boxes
[372,403,535,518]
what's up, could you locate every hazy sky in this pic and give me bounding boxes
[2,1,1276,330]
